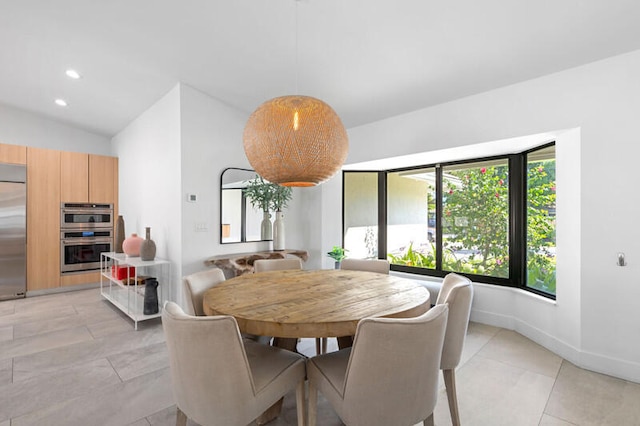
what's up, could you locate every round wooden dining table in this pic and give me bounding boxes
[202,268,431,425]
[202,268,431,340]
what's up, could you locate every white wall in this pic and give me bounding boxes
[179,84,272,279]
[112,84,183,303]
[0,102,111,154]
[179,84,318,276]
[110,83,319,308]
[320,49,640,383]
[104,48,640,383]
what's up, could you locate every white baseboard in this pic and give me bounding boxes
[471,307,640,384]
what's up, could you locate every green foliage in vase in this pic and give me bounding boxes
[271,184,293,212]
[244,175,293,212]
[244,175,273,212]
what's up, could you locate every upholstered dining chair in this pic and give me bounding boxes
[437,272,474,426]
[340,258,390,274]
[307,304,449,426]
[182,268,226,316]
[182,268,269,344]
[336,258,391,351]
[162,301,307,426]
[252,257,316,351]
[253,257,303,272]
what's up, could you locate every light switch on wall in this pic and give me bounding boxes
[195,222,208,232]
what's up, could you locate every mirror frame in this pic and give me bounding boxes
[220,167,269,244]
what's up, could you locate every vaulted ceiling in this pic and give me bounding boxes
[2,0,640,137]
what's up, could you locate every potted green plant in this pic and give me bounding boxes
[327,245,347,269]
[244,175,274,240]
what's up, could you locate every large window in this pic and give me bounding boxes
[342,142,557,298]
[343,172,379,259]
[387,168,436,269]
[526,145,556,294]
[442,160,509,278]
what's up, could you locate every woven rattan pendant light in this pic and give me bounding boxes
[242,1,348,187]
[243,95,348,187]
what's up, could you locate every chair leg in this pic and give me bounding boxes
[423,413,434,426]
[295,380,306,426]
[308,381,318,426]
[443,368,461,426]
[176,406,187,426]
[315,338,328,355]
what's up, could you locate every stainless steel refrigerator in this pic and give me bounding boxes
[0,163,26,300]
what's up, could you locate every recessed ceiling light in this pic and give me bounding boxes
[65,69,81,79]
[55,99,68,107]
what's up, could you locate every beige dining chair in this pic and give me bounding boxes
[182,268,226,316]
[252,257,317,351]
[307,304,449,426]
[253,257,302,272]
[182,268,269,344]
[340,258,390,274]
[336,258,390,350]
[437,272,474,426]
[162,301,306,426]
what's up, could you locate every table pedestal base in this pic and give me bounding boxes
[337,336,354,349]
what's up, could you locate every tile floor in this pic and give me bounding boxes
[0,287,639,425]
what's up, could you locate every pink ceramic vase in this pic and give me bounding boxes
[122,233,144,257]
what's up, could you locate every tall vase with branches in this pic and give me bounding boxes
[271,184,292,251]
[244,175,274,240]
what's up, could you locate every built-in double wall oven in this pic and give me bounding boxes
[60,203,113,273]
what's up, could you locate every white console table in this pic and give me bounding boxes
[100,252,171,330]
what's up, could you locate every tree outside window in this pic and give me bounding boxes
[443,161,510,278]
[527,146,556,294]
[344,142,557,298]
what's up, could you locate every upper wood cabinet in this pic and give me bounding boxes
[89,154,118,205]
[61,151,89,202]
[59,152,118,208]
[0,142,27,165]
[27,147,61,291]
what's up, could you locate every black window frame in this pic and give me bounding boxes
[342,141,556,300]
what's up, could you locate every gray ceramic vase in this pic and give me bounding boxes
[140,227,156,261]
[115,215,125,253]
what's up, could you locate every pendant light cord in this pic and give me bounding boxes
[295,0,299,95]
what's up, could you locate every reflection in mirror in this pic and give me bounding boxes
[220,168,269,243]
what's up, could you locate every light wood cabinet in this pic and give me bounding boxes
[60,151,89,202]
[60,153,117,208]
[59,153,118,287]
[27,147,61,291]
[60,271,101,287]
[26,148,118,291]
[0,142,27,164]
[89,154,118,207]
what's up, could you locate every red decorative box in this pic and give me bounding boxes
[111,265,136,280]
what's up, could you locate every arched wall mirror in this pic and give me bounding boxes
[220,167,268,243]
